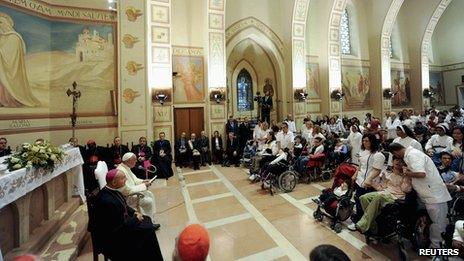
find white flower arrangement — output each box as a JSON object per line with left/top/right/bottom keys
{"left": 4, "top": 141, "right": 65, "bottom": 172}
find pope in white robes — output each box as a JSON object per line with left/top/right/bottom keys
{"left": 117, "top": 152, "right": 156, "bottom": 221}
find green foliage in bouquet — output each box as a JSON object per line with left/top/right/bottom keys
{"left": 4, "top": 141, "right": 65, "bottom": 172}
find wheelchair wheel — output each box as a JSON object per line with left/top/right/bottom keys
{"left": 278, "top": 171, "right": 297, "bottom": 193}
{"left": 412, "top": 212, "right": 431, "bottom": 250}
{"left": 321, "top": 170, "right": 331, "bottom": 181}
{"left": 313, "top": 210, "right": 323, "bottom": 222}
{"left": 333, "top": 222, "right": 343, "bottom": 233}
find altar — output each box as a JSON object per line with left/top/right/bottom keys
{"left": 0, "top": 147, "right": 85, "bottom": 259}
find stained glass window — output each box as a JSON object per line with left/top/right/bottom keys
{"left": 340, "top": 9, "right": 351, "bottom": 55}
{"left": 237, "top": 69, "right": 253, "bottom": 111}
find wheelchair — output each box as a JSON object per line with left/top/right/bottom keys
{"left": 259, "top": 157, "right": 298, "bottom": 196}
{"left": 363, "top": 190, "right": 432, "bottom": 261}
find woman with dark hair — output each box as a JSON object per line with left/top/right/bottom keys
{"left": 451, "top": 127, "right": 464, "bottom": 172}
{"left": 349, "top": 133, "right": 385, "bottom": 223}
{"left": 249, "top": 131, "right": 278, "bottom": 181}
{"left": 392, "top": 125, "right": 423, "bottom": 152}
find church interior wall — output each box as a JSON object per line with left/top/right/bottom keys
{"left": 397, "top": 0, "right": 441, "bottom": 111}
{"left": 430, "top": 0, "right": 464, "bottom": 106}
{"left": 0, "top": 1, "right": 117, "bottom": 148}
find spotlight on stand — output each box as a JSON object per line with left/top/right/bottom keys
{"left": 254, "top": 91, "right": 263, "bottom": 103}
{"left": 330, "top": 89, "right": 345, "bottom": 101}
{"left": 383, "top": 88, "right": 397, "bottom": 99}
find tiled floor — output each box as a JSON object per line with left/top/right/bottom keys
{"left": 77, "top": 165, "right": 428, "bottom": 261}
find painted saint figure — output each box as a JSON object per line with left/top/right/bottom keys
{"left": 0, "top": 12, "right": 40, "bottom": 107}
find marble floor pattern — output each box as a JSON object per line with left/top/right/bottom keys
{"left": 77, "top": 165, "right": 429, "bottom": 261}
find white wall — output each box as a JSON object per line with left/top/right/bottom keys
{"left": 171, "top": 0, "right": 205, "bottom": 46}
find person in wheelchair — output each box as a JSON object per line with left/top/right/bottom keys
{"left": 249, "top": 131, "right": 278, "bottom": 181}
{"left": 333, "top": 138, "right": 348, "bottom": 165}
{"left": 261, "top": 148, "right": 291, "bottom": 188}
{"left": 348, "top": 157, "right": 412, "bottom": 234}
{"left": 452, "top": 220, "right": 464, "bottom": 258}
{"left": 438, "top": 151, "right": 463, "bottom": 193}
{"left": 294, "top": 137, "right": 325, "bottom": 175}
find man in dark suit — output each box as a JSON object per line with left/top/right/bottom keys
{"left": 198, "top": 131, "right": 211, "bottom": 166}
{"left": 189, "top": 133, "right": 201, "bottom": 170}
{"left": 238, "top": 117, "right": 253, "bottom": 150}
{"left": 0, "top": 137, "right": 11, "bottom": 157}
{"left": 225, "top": 132, "right": 240, "bottom": 167}
{"left": 261, "top": 91, "right": 273, "bottom": 124}
{"left": 211, "top": 131, "right": 223, "bottom": 164}
{"left": 109, "top": 136, "right": 129, "bottom": 169}
{"left": 225, "top": 116, "right": 239, "bottom": 135}
{"left": 152, "top": 132, "right": 173, "bottom": 179}
{"left": 131, "top": 137, "right": 153, "bottom": 179}
{"left": 175, "top": 132, "right": 189, "bottom": 168}
{"left": 91, "top": 169, "right": 163, "bottom": 260}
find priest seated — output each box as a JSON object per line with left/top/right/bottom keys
{"left": 109, "top": 136, "right": 129, "bottom": 169}
{"left": 152, "top": 132, "right": 174, "bottom": 179}
{"left": 117, "top": 152, "right": 159, "bottom": 227}
{"left": 92, "top": 169, "right": 163, "bottom": 260}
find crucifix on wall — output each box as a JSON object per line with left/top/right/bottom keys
{"left": 66, "top": 81, "right": 81, "bottom": 138}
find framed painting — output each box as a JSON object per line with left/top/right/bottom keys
{"left": 306, "top": 62, "right": 321, "bottom": 100}
{"left": 172, "top": 55, "right": 205, "bottom": 103}
{"left": 429, "top": 70, "right": 445, "bottom": 106}
{"left": 341, "top": 66, "right": 371, "bottom": 110}
{"left": 391, "top": 69, "right": 411, "bottom": 107}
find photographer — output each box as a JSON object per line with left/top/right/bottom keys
{"left": 261, "top": 91, "right": 273, "bottom": 124}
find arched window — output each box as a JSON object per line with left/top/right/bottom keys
{"left": 236, "top": 69, "right": 253, "bottom": 111}
{"left": 340, "top": 9, "right": 351, "bottom": 55}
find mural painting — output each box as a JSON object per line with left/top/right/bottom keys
{"left": 306, "top": 62, "right": 320, "bottom": 100}
{"left": 341, "top": 66, "right": 371, "bottom": 110}
{"left": 391, "top": 69, "right": 411, "bottom": 107}
{"left": 172, "top": 55, "right": 205, "bottom": 103}
{"left": 429, "top": 70, "right": 445, "bottom": 106}
{"left": 0, "top": 4, "right": 116, "bottom": 116}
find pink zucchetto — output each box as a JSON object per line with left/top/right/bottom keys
{"left": 105, "top": 169, "right": 119, "bottom": 184}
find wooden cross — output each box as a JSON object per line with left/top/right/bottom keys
{"left": 66, "top": 82, "right": 81, "bottom": 138}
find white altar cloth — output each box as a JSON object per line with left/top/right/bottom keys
{"left": 0, "top": 147, "right": 85, "bottom": 210}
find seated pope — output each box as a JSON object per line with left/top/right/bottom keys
{"left": 92, "top": 169, "right": 163, "bottom": 260}
{"left": 117, "top": 152, "right": 159, "bottom": 227}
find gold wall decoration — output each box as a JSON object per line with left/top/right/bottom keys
{"left": 122, "top": 34, "right": 139, "bottom": 48}
{"left": 125, "top": 6, "right": 142, "bottom": 22}
{"left": 126, "top": 61, "right": 143, "bottom": 75}
{"left": 123, "top": 88, "right": 140, "bottom": 103}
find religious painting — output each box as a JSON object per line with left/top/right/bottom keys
{"left": 391, "top": 69, "right": 411, "bottom": 107}
{"left": 306, "top": 62, "right": 320, "bottom": 99}
{"left": 341, "top": 66, "right": 371, "bottom": 110}
{"left": 429, "top": 70, "right": 445, "bottom": 106}
{"left": 172, "top": 55, "right": 205, "bottom": 103}
{"left": 0, "top": 4, "right": 116, "bottom": 117}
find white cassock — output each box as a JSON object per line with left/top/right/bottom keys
{"left": 347, "top": 131, "right": 362, "bottom": 165}
{"left": 117, "top": 163, "right": 155, "bottom": 220}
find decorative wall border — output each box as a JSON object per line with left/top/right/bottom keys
{"left": 327, "top": 0, "right": 347, "bottom": 92}
{"left": 421, "top": 0, "right": 453, "bottom": 90}
{"left": 291, "top": 0, "right": 310, "bottom": 89}
{"left": 172, "top": 46, "right": 204, "bottom": 56}
{"left": 226, "top": 17, "right": 284, "bottom": 59}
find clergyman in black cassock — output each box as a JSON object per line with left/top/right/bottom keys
{"left": 152, "top": 132, "right": 174, "bottom": 179}
{"left": 91, "top": 170, "right": 163, "bottom": 260}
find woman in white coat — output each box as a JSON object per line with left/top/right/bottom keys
{"left": 347, "top": 125, "right": 362, "bottom": 165}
